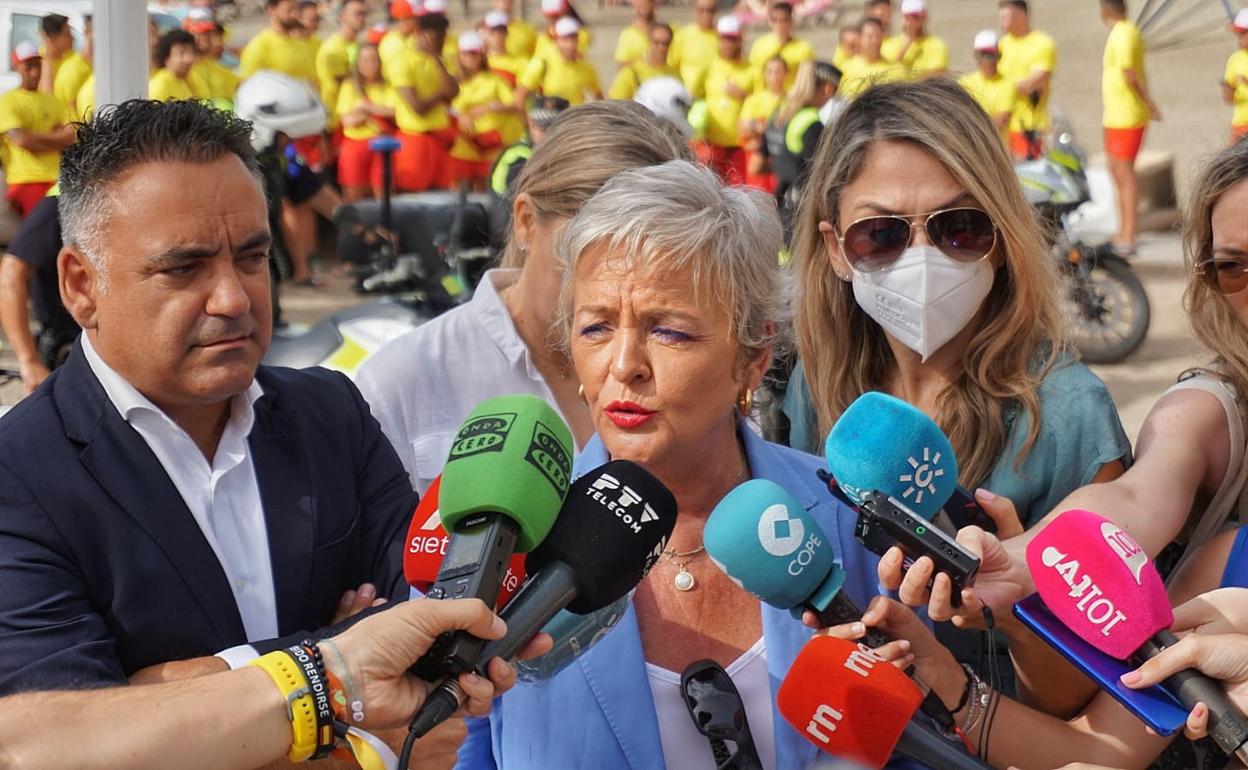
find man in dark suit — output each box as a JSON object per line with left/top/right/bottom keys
{"left": 0, "top": 99, "right": 462, "bottom": 766}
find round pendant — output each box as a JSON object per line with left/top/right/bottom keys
{"left": 674, "top": 566, "right": 696, "bottom": 592}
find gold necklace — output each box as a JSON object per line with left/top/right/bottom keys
{"left": 663, "top": 544, "right": 706, "bottom": 592}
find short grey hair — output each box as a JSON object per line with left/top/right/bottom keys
{"left": 556, "top": 159, "right": 788, "bottom": 365}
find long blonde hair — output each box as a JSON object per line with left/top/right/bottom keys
{"left": 501, "top": 101, "right": 693, "bottom": 268}
{"left": 792, "top": 78, "right": 1066, "bottom": 486}
{"left": 1182, "top": 138, "right": 1248, "bottom": 425}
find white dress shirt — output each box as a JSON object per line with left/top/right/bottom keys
{"left": 356, "top": 268, "right": 577, "bottom": 494}
{"left": 81, "top": 334, "right": 277, "bottom": 642}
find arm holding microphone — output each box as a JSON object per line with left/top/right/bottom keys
{"left": 0, "top": 599, "right": 550, "bottom": 770}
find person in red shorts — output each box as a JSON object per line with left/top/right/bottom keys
{"left": 390, "top": 0, "right": 458, "bottom": 191}
{"left": 450, "top": 32, "right": 521, "bottom": 189}
{"left": 1100, "top": 0, "right": 1159, "bottom": 257}
{"left": 0, "top": 43, "right": 75, "bottom": 218}
{"left": 336, "top": 43, "right": 397, "bottom": 201}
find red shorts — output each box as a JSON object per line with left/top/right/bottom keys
{"left": 1104, "top": 126, "right": 1146, "bottom": 161}
{"left": 395, "top": 129, "right": 455, "bottom": 191}
{"left": 1009, "top": 131, "right": 1043, "bottom": 160}
{"left": 6, "top": 181, "right": 53, "bottom": 218}
{"left": 706, "top": 145, "right": 746, "bottom": 185}
{"left": 338, "top": 136, "right": 385, "bottom": 189}
{"left": 1233, "top": 124, "right": 1248, "bottom": 142}
{"left": 449, "top": 157, "right": 491, "bottom": 184}
{"left": 745, "top": 172, "right": 776, "bottom": 194}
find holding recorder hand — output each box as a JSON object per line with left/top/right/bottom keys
{"left": 0, "top": 599, "right": 549, "bottom": 770}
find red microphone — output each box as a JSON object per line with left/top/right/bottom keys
{"left": 1027, "top": 509, "right": 1248, "bottom": 761}
{"left": 777, "top": 636, "right": 990, "bottom": 770}
{"left": 403, "top": 475, "right": 526, "bottom": 608}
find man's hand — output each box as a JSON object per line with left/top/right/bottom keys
{"left": 327, "top": 598, "right": 552, "bottom": 729}
{"left": 17, "top": 356, "right": 49, "bottom": 394}
{"left": 330, "top": 583, "right": 386, "bottom": 625}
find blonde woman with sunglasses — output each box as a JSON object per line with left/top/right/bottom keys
{"left": 788, "top": 78, "right": 1128, "bottom": 530}
{"left": 784, "top": 78, "right": 1129, "bottom": 704}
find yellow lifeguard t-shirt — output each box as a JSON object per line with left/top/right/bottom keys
{"left": 884, "top": 35, "right": 948, "bottom": 75}
{"left": 959, "top": 70, "right": 1015, "bottom": 140}
{"left": 1226, "top": 49, "right": 1248, "bottom": 126}
{"left": 52, "top": 51, "right": 92, "bottom": 111}
{"left": 671, "top": 23, "right": 717, "bottom": 98}
{"left": 703, "top": 56, "right": 754, "bottom": 147}
{"left": 747, "top": 32, "right": 813, "bottom": 89}
{"left": 614, "top": 24, "right": 649, "bottom": 66}
{"left": 317, "top": 33, "right": 359, "bottom": 120}
{"left": 240, "top": 28, "right": 318, "bottom": 85}
{"left": 1102, "top": 20, "right": 1148, "bottom": 129}
{"left": 506, "top": 19, "right": 538, "bottom": 58}
{"left": 518, "top": 55, "right": 600, "bottom": 105}
{"left": 149, "top": 69, "right": 206, "bottom": 102}
{"left": 0, "top": 88, "right": 70, "bottom": 183}
{"left": 337, "top": 80, "right": 395, "bottom": 140}
{"left": 191, "top": 58, "right": 241, "bottom": 103}
{"left": 389, "top": 48, "right": 452, "bottom": 132}
{"left": 451, "top": 71, "right": 521, "bottom": 161}
{"left": 608, "top": 60, "right": 677, "bottom": 100}
{"left": 839, "top": 56, "right": 905, "bottom": 98}
{"left": 998, "top": 29, "right": 1057, "bottom": 133}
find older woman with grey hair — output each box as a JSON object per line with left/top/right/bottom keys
{"left": 456, "top": 159, "right": 883, "bottom": 770}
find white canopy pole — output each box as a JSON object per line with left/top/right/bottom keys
{"left": 93, "top": 0, "right": 148, "bottom": 107}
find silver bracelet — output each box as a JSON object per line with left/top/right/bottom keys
{"left": 958, "top": 663, "right": 992, "bottom": 738}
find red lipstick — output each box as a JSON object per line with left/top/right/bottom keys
{"left": 604, "top": 400, "right": 656, "bottom": 429}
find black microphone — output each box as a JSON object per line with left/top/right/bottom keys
{"left": 406, "top": 460, "right": 678, "bottom": 739}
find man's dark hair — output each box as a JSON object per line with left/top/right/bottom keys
{"left": 649, "top": 22, "right": 673, "bottom": 39}
{"left": 156, "top": 29, "right": 196, "bottom": 68}
{"left": 41, "top": 13, "right": 69, "bottom": 37}
{"left": 417, "top": 13, "right": 450, "bottom": 30}
{"left": 59, "top": 100, "right": 261, "bottom": 258}
{"left": 1100, "top": 0, "right": 1127, "bottom": 14}
{"left": 770, "top": 1, "right": 794, "bottom": 15}
{"left": 266, "top": 0, "right": 289, "bottom": 7}
{"left": 998, "top": 0, "right": 1029, "bottom": 11}
{"left": 865, "top": 0, "right": 891, "bottom": 7}
{"left": 861, "top": 16, "right": 884, "bottom": 31}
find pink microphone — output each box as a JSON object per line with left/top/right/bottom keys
{"left": 1027, "top": 509, "right": 1248, "bottom": 761}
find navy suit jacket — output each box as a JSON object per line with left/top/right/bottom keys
{"left": 0, "top": 344, "right": 416, "bottom": 694}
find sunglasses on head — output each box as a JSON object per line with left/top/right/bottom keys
{"left": 681, "top": 660, "right": 763, "bottom": 770}
{"left": 835, "top": 207, "right": 998, "bottom": 273}
{"left": 1196, "top": 256, "right": 1248, "bottom": 295}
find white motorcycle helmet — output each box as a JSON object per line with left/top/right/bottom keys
{"left": 634, "top": 76, "right": 693, "bottom": 139}
{"left": 235, "top": 70, "right": 326, "bottom": 152}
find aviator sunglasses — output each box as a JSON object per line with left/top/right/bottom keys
{"left": 835, "top": 207, "right": 998, "bottom": 273}
{"left": 1196, "top": 255, "right": 1248, "bottom": 296}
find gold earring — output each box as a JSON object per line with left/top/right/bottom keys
{"left": 577, "top": 384, "right": 587, "bottom": 403}
{"left": 737, "top": 387, "right": 753, "bottom": 414}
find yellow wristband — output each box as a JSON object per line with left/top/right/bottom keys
{"left": 250, "top": 651, "right": 320, "bottom": 762}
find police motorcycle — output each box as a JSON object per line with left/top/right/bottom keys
{"left": 1015, "top": 116, "right": 1151, "bottom": 364}
{"left": 236, "top": 73, "right": 494, "bottom": 378}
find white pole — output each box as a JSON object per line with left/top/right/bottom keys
{"left": 93, "top": 0, "right": 148, "bottom": 107}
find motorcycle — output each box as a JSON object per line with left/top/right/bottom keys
{"left": 265, "top": 138, "right": 497, "bottom": 377}
{"left": 1015, "top": 119, "right": 1151, "bottom": 364}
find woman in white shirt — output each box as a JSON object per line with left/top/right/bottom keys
{"left": 356, "top": 101, "right": 692, "bottom": 493}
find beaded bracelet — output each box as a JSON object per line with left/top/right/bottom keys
{"left": 958, "top": 663, "right": 993, "bottom": 743}
{"left": 321, "top": 637, "right": 366, "bottom": 724}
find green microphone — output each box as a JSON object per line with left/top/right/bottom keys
{"left": 411, "top": 394, "right": 574, "bottom": 680}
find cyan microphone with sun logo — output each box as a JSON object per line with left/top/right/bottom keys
{"left": 821, "top": 392, "right": 989, "bottom": 605}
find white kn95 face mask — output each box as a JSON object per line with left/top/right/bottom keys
{"left": 850, "top": 245, "right": 995, "bottom": 362}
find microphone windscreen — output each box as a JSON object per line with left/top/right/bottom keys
{"left": 439, "top": 394, "right": 574, "bottom": 552}
{"left": 704, "top": 479, "right": 835, "bottom": 611}
{"left": 1026, "top": 508, "right": 1172, "bottom": 659}
{"left": 824, "top": 392, "right": 957, "bottom": 520}
{"left": 526, "top": 460, "right": 676, "bottom": 614}
{"left": 777, "top": 635, "right": 923, "bottom": 770}
{"left": 403, "top": 475, "right": 528, "bottom": 608}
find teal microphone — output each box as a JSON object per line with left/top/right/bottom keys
{"left": 704, "top": 479, "right": 889, "bottom": 647}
